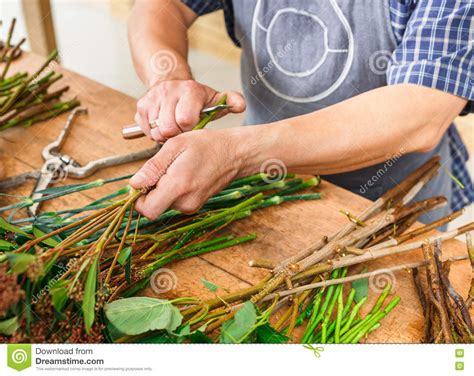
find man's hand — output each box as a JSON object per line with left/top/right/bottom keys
{"left": 134, "top": 79, "right": 245, "bottom": 143}
{"left": 130, "top": 128, "right": 246, "bottom": 219}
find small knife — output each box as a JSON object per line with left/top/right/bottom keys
{"left": 122, "top": 104, "right": 232, "bottom": 139}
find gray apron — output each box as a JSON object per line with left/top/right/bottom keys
{"left": 232, "top": 0, "right": 451, "bottom": 224}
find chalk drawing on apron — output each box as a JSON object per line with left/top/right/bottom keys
{"left": 251, "top": 0, "right": 354, "bottom": 103}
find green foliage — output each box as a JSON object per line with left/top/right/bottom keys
{"left": 0, "top": 316, "right": 19, "bottom": 335}
{"left": 0, "top": 216, "right": 30, "bottom": 236}
{"left": 220, "top": 302, "right": 257, "bottom": 344}
{"left": 32, "top": 225, "right": 61, "bottom": 247}
{"left": 352, "top": 267, "right": 369, "bottom": 303}
{"left": 5, "top": 252, "right": 36, "bottom": 273}
{"left": 49, "top": 281, "right": 68, "bottom": 312}
{"left": 83, "top": 258, "right": 98, "bottom": 334}
{"left": 104, "top": 297, "right": 183, "bottom": 336}
{"left": 255, "top": 323, "right": 289, "bottom": 344}
{"left": 201, "top": 278, "right": 220, "bottom": 293}
{"left": 117, "top": 246, "right": 132, "bottom": 266}
{"left": 0, "top": 239, "right": 15, "bottom": 251}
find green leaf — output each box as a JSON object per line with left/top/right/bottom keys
{"left": 5, "top": 252, "right": 36, "bottom": 274}
{"left": 50, "top": 281, "right": 68, "bottom": 312}
{"left": 190, "top": 330, "right": 213, "bottom": 344}
{"left": 32, "top": 226, "right": 61, "bottom": 247}
{"left": 82, "top": 257, "right": 98, "bottom": 334}
{"left": 104, "top": 297, "right": 183, "bottom": 336}
{"left": 0, "top": 316, "right": 19, "bottom": 335}
{"left": 138, "top": 331, "right": 178, "bottom": 344}
{"left": 0, "top": 217, "right": 30, "bottom": 236}
{"left": 124, "top": 250, "right": 132, "bottom": 284}
{"left": 106, "top": 321, "right": 127, "bottom": 342}
{"left": 220, "top": 301, "right": 257, "bottom": 344}
{"left": 255, "top": 323, "right": 289, "bottom": 344}
{"left": 201, "top": 278, "right": 219, "bottom": 292}
{"left": 117, "top": 246, "right": 132, "bottom": 266}
{"left": 352, "top": 267, "right": 369, "bottom": 303}
{"left": 0, "top": 239, "right": 15, "bottom": 251}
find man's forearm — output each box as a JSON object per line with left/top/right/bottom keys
{"left": 236, "top": 84, "right": 467, "bottom": 176}
{"left": 128, "top": 0, "right": 196, "bottom": 86}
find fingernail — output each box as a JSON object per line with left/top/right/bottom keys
{"left": 130, "top": 172, "right": 147, "bottom": 187}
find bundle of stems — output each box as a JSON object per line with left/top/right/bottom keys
{"left": 0, "top": 163, "right": 321, "bottom": 342}
{"left": 1, "top": 149, "right": 471, "bottom": 344}
{"left": 0, "top": 95, "right": 321, "bottom": 343}
{"left": 117, "top": 156, "right": 470, "bottom": 344}
{"left": 411, "top": 238, "right": 473, "bottom": 343}
{"left": 1, "top": 19, "right": 22, "bottom": 65}
{"left": 0, "top": 20, "right": 80, "bottom": 130}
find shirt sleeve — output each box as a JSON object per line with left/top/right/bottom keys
{"left": 387, "top": 0, "right": 473, "bottom": 102}
{"left": 180, "top": 0, "right": 222, "bottom": 15}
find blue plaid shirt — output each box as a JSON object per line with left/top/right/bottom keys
{"left": 182, "top": 0, "right": 474, "bottom": 211}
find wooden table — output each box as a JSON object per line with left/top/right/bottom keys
{"left": 1, "top": 53, "right": 472, "bottom": 343}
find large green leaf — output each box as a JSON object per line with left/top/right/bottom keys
{"left": 0, "top": 217, "right": 30, "bottom": 236}
{"left": 82, "top": 257, "right": 98, "bottom": 334}
{"left": 352, "top": 267, "right": 369, "bottom": 303}
{"left": 220, "top": 301, "right": 257, "bottom": 344}
{"left": 104, "top": 297, "right": 183, "bottom": 336}
{"left": 0, "top": 316, "right": 19, "bottom": 335}
{"left": 0, "top": 239, "right": 15, "bottom": 251}
{"left": 5, "top": 252, "right": 36, "bottom": 274}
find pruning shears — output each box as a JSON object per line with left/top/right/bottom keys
{"left": 0, "top": 107, "right": 159, "bottom": 216}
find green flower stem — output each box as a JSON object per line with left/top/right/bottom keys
{"left": 205, "top": 191, "right": 242, "bottom": 204}
{"left": 281, "top": 193, "right": 321, "bottom": 202}
{"left": 148, "top": 194, "right": 263, "bottom": 243}
{"left": 182, "top": 233, "right": 256, "bottom": 258}
{"left": 325, "top": 318, "right": 362, "bottom": 344}
{"left": 0, "top": 50, "right": 58, "bottom": 115}
{"left": 312, "top": 314, "right": 353, "bottom": 343}
{"left": 368, "top": 283, "right": 392, "bottom": 314}
{"left": 334, "top": 288, "right": 344, "bottom": 343}
{"left": 301, "top": 269, "right": 341, "bottom": 343}
{"left": 215, "top": 184, "right": 253, "bottom": 197}
{"left": 342, "top": 288, "right": 356, "bottom": 318}
{"left": 339, "top": 285, "right": 393, "bottom": 343}
{"left": 347, "top": 296, "right": 401, "bottom": 344}
{"left": 275, "top": 177, "right": 321, "bottom": 197}
{"left": 318, "top": 268, "right": 347, "bottom": 343}
{"left": 339, "top": 296, "right": 368, "bottom": 336}
{"left": 226, "top": 173, "right": 267, "bottom": 189}
{"left": 193, "top": 95, "right": 227, "bottom": 130}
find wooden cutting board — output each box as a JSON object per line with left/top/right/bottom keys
{"left": 0, "top": 53, "right": 472, "bottom": 343}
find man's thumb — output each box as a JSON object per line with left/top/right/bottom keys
{"left": 224, "top": 91, "right": 246, "bottom": 113}
{"left": 130, "top": 156, "right": 165, "bottom": 189}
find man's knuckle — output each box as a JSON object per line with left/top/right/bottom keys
{"left": 137, "top": 99, "right": 147, "bottom": 113}
{"left": 177, "top": 197, "right": 201, "bottom": 214}
{"left": 160, "top": 125, "right": 177, "bottom": 138}
{"left": 145, "top": 158, "right": 165, "bottom": 177}
{"left": 176, "top": 112, "right": 194, "bottom": 127}
{"left": 182, "top": 80, "right": 197, "bottom": 91}
{"left": 142, "top": 208, "right": 156, "bottom": 220}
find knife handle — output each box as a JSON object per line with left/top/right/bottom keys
{"left": 122, "top": 104, "right": 232, "bottom": 140}
{"left": 122, "top": 124, "right": 145, "bottom": 140}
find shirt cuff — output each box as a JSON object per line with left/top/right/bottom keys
{"left": 387, "top": 54, "right": 474, "bottom": 102}
{"left": 180, "top": 0, "right": 222, "bottom": 16}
